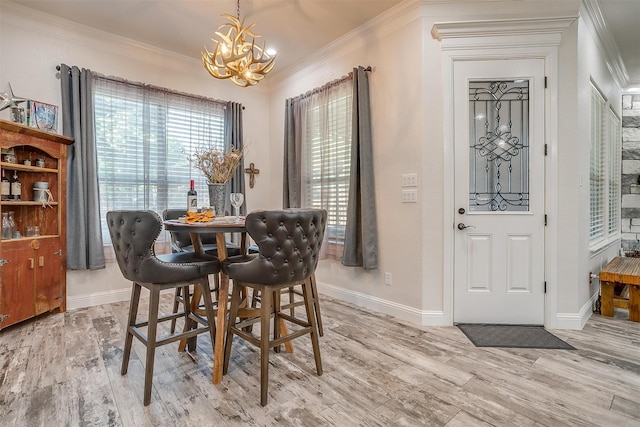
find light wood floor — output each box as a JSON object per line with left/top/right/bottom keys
{"left": 1, "top": 292, "right": 639, "bottom": 427}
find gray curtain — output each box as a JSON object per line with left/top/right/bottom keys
{"left": 342, "top": 66, "right": 378, "bottom": 269}
{"left": 225, "top": 101, "right": 246, "bottom": 216}
{"left": 282, "top": 97, "right": 304, "bottom": 208}
{"left": 60, "top": 64, "right": 105, "bottom": 270}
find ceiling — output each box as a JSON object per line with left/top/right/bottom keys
{"left": 5, "top": 0, "right": 405, "bottom": 80}
{"left": 5, "top": 0, "right": 640, "bottom": 87}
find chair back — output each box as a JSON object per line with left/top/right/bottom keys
{"left": 227, "top": 209, "right": 327, "bottom": 285}
{"left": 107, "top": 210, "right": 207, "bottom": 284}
{"left": 163, "top": 209, "right": 218, "bottom": 252}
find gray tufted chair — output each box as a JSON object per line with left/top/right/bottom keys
{"left": 162, "top": 209, "right": 241, "bottom": 333}
{"left": 107, "top": 210, "right": 220, "bottom": 406}
{"left": 222, "top": 209, "right": 327, "bottom": 406}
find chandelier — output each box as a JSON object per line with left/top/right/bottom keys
{"left": 202, "top": 0, "right": 276, "bottom": 87}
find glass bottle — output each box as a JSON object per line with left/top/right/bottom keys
{"left": 10, "top": 171, "right": 21, "bottom": 201}
{"left": 187, "top": 179, "right": 198, "bottom": 213}
{"left": 1, "top": 212, "right": 11, "bottom": 239}
{"left": 7, "top": 211, "right": 16, "bottom": 238}
{"left": 1, "top": 170, "right": 10, "bottom": 201}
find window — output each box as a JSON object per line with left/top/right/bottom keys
{"left": 301, "top": 79, "right": 353, "bottom": 254}
{"left": 608, "top": 110, "right": 621, "bottom": 234}
{"left": 589, "top": 83, "right": 621, "bottom": 247}
{"left": 94, "top": 76, "right": 226, "bottom": 243}
{"left": 590, "top": 86, "right": 606, "bottom": 242}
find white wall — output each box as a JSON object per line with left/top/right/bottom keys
{"left": 0, "top": 3, "right": 272, "bottom": 306}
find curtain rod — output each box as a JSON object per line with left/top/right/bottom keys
{"left": 291, "top": 66, "right": 372, "bottom": 102}
{"left": 56, "top": 64, "right": 243, "bottom": 109}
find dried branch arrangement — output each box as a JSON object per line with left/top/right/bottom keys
{"left": 190, "top": 146, "right": 245, "bottom": 184}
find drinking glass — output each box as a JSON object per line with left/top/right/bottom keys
{"left": 230, "top": 193, "right": 244, "bottom": 222}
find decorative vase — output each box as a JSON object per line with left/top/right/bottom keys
{"left": 208, "top": 183, "right": 229, "bottom": 217}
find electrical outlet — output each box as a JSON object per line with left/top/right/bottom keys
{"left": 402, "top": 189, "right": 417, "bottom": 203}
{"left": 402, "top": 173, "right": 418, "bottom": 187}
{"left": 385, "top": 272, "right": 392, "bottom": 286}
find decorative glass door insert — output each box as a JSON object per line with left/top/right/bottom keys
{"left": 469, "top": 80, "right": 530, "bottom": 212}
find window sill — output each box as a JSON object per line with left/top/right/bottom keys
{"left": 589, "top": 235, "right": 621, "bottom": 257}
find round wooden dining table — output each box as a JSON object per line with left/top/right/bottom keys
{"left": 163, "top": 216, "right": 246, "bottom": 384}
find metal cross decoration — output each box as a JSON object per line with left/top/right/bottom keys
{"left": 244, "top": 162, "right": 260, "bottom": 188}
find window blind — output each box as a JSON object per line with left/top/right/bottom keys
{"left": 302, "top": 81, "right": 353, "bottom": 245}
{"left": 93, "top": 76, "right": 225, "bottom": 242}
{"left": 590, "top": 85, "right": 606, "bottom": 243}
{"left": 608, "top": 108, "right": 621, "bottom": 235}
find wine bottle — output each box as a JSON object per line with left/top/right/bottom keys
{"left": 10, "top": 171, "right": 21, "bottom": 201}
{"left": 1, "top": 170, "right": 10, "bottom": 201}
{"left": 187, "top": 179, "right": 197, "bottom": 212}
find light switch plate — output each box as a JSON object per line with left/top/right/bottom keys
{"left": 402, "top": 189, "right": 417, "bottom": 203}
{"left": 402, "top": 173, "right": 418, "bottom": 187}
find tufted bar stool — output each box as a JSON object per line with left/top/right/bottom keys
{"left": 222, "top": 209, "right": 327, "bottom": 406}
{"left": 247, "top": 246, "right": 324, "bottom": 336}
{"left": 107, "top": 210, "right": 220, "bottom": 406}
{"left": 162, "top": 209, "right": 241, "bottom": 334}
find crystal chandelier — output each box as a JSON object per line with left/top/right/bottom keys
{"left": 202, "top": 0, "right": 276, "bottom": 87}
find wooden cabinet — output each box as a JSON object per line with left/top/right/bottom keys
{"left": 0, "top": 119, "right": 73, "bottom": 330}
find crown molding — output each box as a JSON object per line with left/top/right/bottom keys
{"left": 432, "top": 16, "right": 576, "bottom": 49}
{"left": 580, "top": 0, "right": 629, "bottom": 89}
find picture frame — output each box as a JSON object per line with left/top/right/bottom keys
{"left": 28, "top": 100, "right": 58, "bottom": 133}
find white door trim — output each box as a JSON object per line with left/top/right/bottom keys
{"left": 433, "top": 17, "right": 574, "bottom": 327}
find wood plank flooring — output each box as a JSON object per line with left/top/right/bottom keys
{"left": 1, "top": 292, "right": 639, "bottom": 426}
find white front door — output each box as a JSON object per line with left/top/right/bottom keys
{"left": 453, "top": 59, "right": 545, "bottom": 325}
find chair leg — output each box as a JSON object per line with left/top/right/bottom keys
{"left": 302, "top": 279, "right": 322, "bottom": 376}
{"left": 169, "top": 286, "right": 182, "bottom": 334}
{"left": 288, "top": 286, "right": 295, "bottom": 317}
{"left": 143, "top": 287, "right": 161, "bottom": 406}
{"left": 273, "top": 286, "right": 295, "bottom": 353}
{"left": 223, "top": 280, "right": 243, "bottom": 375}
{"left": 122, "top": 283, "right": 142, "bottom": 376}
{"left": 198, "top": 278, "right": 217, "bottom": 358}
{"left": 260, "top": 286, "right": 272, "bottom": 406}
{"left": 272, "top": 290, "right": 293, "bottom": 353}
{"left": 273, "top": 290, "right": 281, "bottom": 353}
{"left": 201, "top": 279, "right": 216, "bottom": 340}
{"left": 251, "top": 288, "right": 260, "bottom": 308}
{"left": 213, "top": 273, "right": 220, "bottom": 301}
{"left": 181, "top": 284, "right": 198, "bottom": 353}
{"left": 309, "top": 274, "right": 323, "bottom": 337}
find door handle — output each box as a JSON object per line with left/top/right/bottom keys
{"left": 457, "top": 223, "right": 475, "bottom": 230}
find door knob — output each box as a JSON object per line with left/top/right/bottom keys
{"left": 457, "top": 223, "right": 475, "bottom": 230}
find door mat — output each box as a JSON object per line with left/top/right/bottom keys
{"left": 457, "top": 324, "right": 575, "bottom": 350}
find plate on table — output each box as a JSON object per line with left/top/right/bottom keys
{"left": 177, "top": 215, "right": 215, "bottom": 224}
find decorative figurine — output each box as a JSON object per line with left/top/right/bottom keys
{"left": 0, "top": 82, "right": 27, "bottom": 112}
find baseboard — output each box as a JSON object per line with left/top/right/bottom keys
{"left": 316, "top": 281, "right": 448, "bottom": 327}
{"left": 554, "top": 292, "right": 598, "bottom": 330}
{"left": 66, "top": 287, "right": 131, "bottom": 311}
